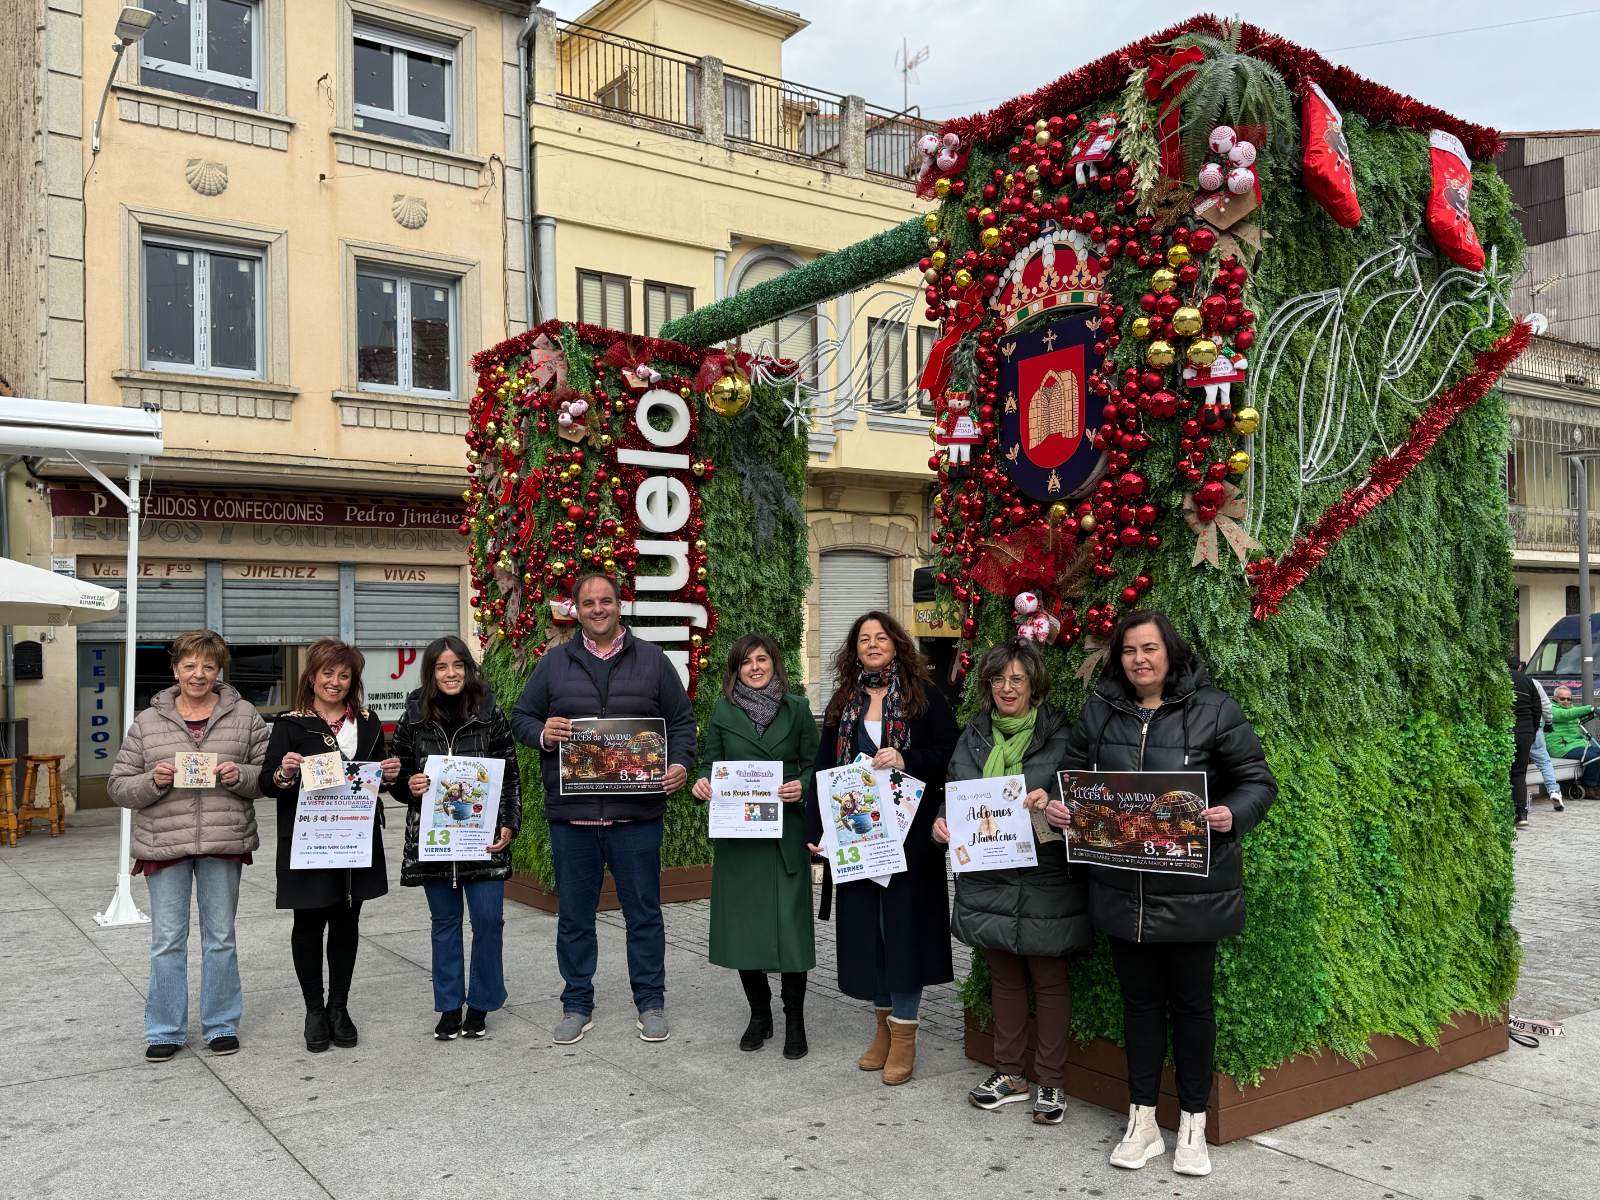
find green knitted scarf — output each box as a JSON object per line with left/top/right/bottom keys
{"left": 982, "top": 708, "right": 1037, "bottom": 779}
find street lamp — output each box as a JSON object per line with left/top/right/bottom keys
{"left": 1563, "top": 430, "right": 1596, "bottom": 703}
{"left": 91, "top": 6, "right": 157, "bottom": 157}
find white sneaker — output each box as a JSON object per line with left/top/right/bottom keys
{"left": 1173, "top": 1110, "right": 1212, "bottom": 1176}
{"left": 1554, "top": 793, "right": 1566, "bottom": 812}
{"left": 1109, "top": 1104, "right": 1165, "bottom": 1169}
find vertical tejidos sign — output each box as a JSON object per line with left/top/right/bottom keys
{"left": 78, "top": 643, "right": 123, "bottom": 777}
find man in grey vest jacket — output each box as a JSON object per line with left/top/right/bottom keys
{"left": 511, "top": 573, "right": 696, "bottom": 1045}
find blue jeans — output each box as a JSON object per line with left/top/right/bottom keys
{"left": 548, "top": 818, "right": 665, "bottom": 1015}
{"left": 1563, "top": 744, "right": 1600, "bottom": 788}
{"left": 423, "top": 879, "right": 507, "bottom": 1013}
{"left": 1531, "top": 730, "right": 1561, "bottom": 796}
{"left": 143, "top": 857, "right": 243, "bottom": 1045}
{"left": 872, "top": 913, "right": 921, "bottom": 1021}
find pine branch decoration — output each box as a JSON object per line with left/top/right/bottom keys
{"left": 1166, "top": 17, "right": 1297, "bottom": 177}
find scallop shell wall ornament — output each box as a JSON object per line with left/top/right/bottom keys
{"left": 185, "top": 158, "right": 228, "bottom": 196}
{"left": 392, "top": 194, "right": 428, "bottom": 230}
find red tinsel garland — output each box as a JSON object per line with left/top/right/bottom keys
{"left": 1249, "top": 321, "right": 1532, "bottom": 619}
{"left": 940, "top": 17, "right": 1500, "bottom": 163}
{"left": 471, "top": 319, "right": 718, "bottom": 376}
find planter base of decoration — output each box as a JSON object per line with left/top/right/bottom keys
{"left": 506, "top": 865, "right": 713, "bottom": 913}
{"left": 962, "top": 1007, "right": 1507, "bottom": 1144}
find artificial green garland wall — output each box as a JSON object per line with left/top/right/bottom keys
{"left": 481, "top": 367, "right": 811, "bottom": 889}
{"left": 946, "top": 114, "right": 1523, "bottom": 1081}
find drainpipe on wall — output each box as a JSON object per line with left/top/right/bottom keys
{"left": 0, "top": 455, "right": 20, "bottom": 758}
{"left": 517, "top": 11, "right": 539, "bottom": 328}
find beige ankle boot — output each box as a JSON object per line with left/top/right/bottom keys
{"left": 1109, "top": 1104, "right": 1165, "bottom": 1169}
{"left": 882, "top": 1017, "right": 918, "bottom": 1085}
{"left": 1173, "top": 1110, "right": 1212, "bottom": 1176}
{"left": 858, "top": 1008, "right": 892, "bottom": 1071}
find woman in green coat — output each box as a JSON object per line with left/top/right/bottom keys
{"left": 692, "top": 633, "right": 820, "bottom": 1059}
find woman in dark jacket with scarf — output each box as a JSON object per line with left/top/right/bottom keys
{"left": 390, "top": 636, "right": 523, "bottom": 1042}
{"left": 805, "top": 610, "right": 959, "bottom": 1086}
{"left": 692, "top": 633, "right": 820, "bottom": 1059}
{"left": 1048, "top": 610, "right": 1275, "bottom": 1178}
{"left": 262, "top": 639, "right": 398, "bottom": 1054}
{"left": 934, "top": 639, "right": 1087, "bottom": 1125}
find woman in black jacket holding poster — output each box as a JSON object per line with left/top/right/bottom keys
{"left": 262, "top": 639, "right": 398, "bottom": 1054}
{"left": 1048, "top": 610, "right": 1274, "bottom": 1178}
{"left": 390, "top": 636, "right": 522, "bottom": 1042}
{"left": 805, "top": 611, "right": 958, "bottom": 1087}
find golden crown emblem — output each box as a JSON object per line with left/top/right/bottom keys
{"left": 989, "top": 225, "right": 1109, "bottom": 333}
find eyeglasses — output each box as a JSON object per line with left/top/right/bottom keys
{"left": 989, "top": 675, "right": 1029, "bottom": 690}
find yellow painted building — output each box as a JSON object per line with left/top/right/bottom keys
{"left": 0, "top": 0, "right": 947, "bottom": 806}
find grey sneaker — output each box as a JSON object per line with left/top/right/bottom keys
{"left": 1032, "top": 1085, "right": 1066, "bottom": 1124}
{"left": 969, "top": 1070, "right": 1030, "bottom": 1110}
{"left": 636, "top": 1008, "right": 670, "bottom": 1042}
{"left": 552, "top": 1012, "right": 593, "bottom": 1044}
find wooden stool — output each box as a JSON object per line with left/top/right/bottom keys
{"left": 17, "top": 755, "right": 66, "bottom": 839}
{"left": 0, "top": 760, "right": 15, "bottom": 848}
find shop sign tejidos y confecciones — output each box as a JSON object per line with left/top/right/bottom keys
{"left": 50, "top": 487, "right": 467, "bottom": 530}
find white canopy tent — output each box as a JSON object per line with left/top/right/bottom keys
{"left": 0, "top": 555, "right": 121, "bottom": 626}
{"left": 0, "top": 397, "right": 163, "bottom": 926}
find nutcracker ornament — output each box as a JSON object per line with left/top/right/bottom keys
{"left": 935, "top": 388, "right": 982, "bottom": 471}
{"left": 1182, "top": 336, "right": 1249, "bottom": 407}
{"left": 1067, "top": 113, "right": 1120, "bottom": 193}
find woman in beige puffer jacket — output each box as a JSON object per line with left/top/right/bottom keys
{"left": 109, "top": 631, "right": 268, "bottom": 1061}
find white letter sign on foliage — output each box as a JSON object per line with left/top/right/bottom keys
{"left": 626, "top": 388, "right": 695, "bottom": 686}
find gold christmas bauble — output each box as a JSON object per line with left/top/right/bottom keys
{"left": 707, "top": 371, "right": 752, "bottom": 417}
{"left": 1079, "top": 513, "right": 1097, "bottom": 533}
{"left": 980, "top": 227, "right": 1001, "bottom": 250}
{"left": 1186, "top": 339, "right": 1219, "bottom": 367}
{"left": 934, "top": 178, "right": 951, "bottom": 198}
{"left": 1227, "top": 451, "right": 1251, "bottom": 475}
{"left": 928, "top": 421, "right": 941, "bottom": 441}
{"left": 954, "top": 267, "right": 974, "bottom": 287}
{"left": 467, "top": 449, "right": 481, "bottom": 464}
{"left": 1024, "top": 165, "right": 1040, "bottom": 184}
{"left": 485, "top": 513, "right": 498, "bottom": 527}
{"left": 1003, "top": 174, "right": 1014, "bottom": 190}
{"left": 923, "top": 213, "right": 941, "bottom": 233}
{"left": 1171, "top": 306, "right": 1202, "bottom": 336}
{"left": 550, "top": 561, "right": 566, "bottom": 575}
{"left": 1231, "top": 406, "right": 1260, "bottom": 435}
{"left": 1031, "top": 187, "right": 1045, "bottom": 204}
{"left": 691, "top": 634, "right": 703, "bottom": 647}
{"left": 1035, "top": 118, "right": 1049, "bottom": 132}
{"left": 1048, "top": 502, "right": 1068, "bottom": 522}
{"left": 930, "top": 249, "right": 947, "bottom": 269}
{"left": 564, "top": 520, "right": 577, "bottom": 532}
{"left": 1131, "top": 316, "right": 1151, "bottom": 339}
{"left": 599, "top": 433, "right": 612, "bottom": 448}
{"left": 927, "top": 235, "right": 941, "bottom": 252}
{"left": 694, "top": 538, "right": 707, "bottom": 552}
{"left": 924, "top": 268, "right": 941, "bottom": 285}
{"left": 679, "top": 385, "right": 692, "bottom": 398}
{"left": 509, "top": 439, "right": 523, "bottom": 454}
{"left": 1034, "top": 129, "right": 1051, "bottom": 147}
{"left": 1146, "top": 340, "right": 1176, "bottom": 367}
{"left": 461, "top": 490, "right": 472, "bottom": 502}
{"left": 603, "top": 558, "right": 616, "bottom": 571}
{"left": 1165, "top": 243, "right": 1192, "bottom": 268}
{"left": 1150, "top": 268, "right": 1178, "bottom": 293}
{"left": 695, "top": 566, "right": 707, "bottom": 581}
{"left": 485, "top": 421, "right": 498, "bottom": 436}
{"left": 692, "top": 460, "right": 705, "bottom": 476}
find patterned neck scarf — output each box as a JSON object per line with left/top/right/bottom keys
{"left": 731, "top": 676, "right": 785, "bottom": 736}
{"left": 835, "top": 663, "right": 909, "bottom": 762}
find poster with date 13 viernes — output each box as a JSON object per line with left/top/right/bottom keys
{"left": 816, "top": 762, "right": 906, "bottom": 883}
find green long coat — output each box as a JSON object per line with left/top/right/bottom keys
{"left": 696, "top": 693, "right": 820, "bottom": 972}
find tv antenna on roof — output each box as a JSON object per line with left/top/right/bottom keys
{"left": 896, "top": 39, "right": 928, "bottom": 113}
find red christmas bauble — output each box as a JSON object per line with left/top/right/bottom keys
{"left": 1121, "top": 586, "right": 1141, "bottom": 605}
{"left": 1145, "top": 533, "right": 1161, "bottom": 549}
{"left": 1136, "top": 503, "right": 1158, "bottom": 525}
{"left": 1118, "top": 524, "right": 1143, "bottom": 547}
{"left": 1189, "top": 228, "right": 1216, "bottom": 253}
{"left": 1117, "top": 471, "right": 1146, "bottom": 497}
{"left": 1197, "top": 504, "right": 1218, "bottom": 521}
{"left": 1234, "top": 328, "right": 1255, "bottom": 351}
{"left": 1197, "top": 480, "right": 1226, "bottom": 506}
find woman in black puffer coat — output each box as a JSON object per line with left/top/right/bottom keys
{"left": 390, "top": 636, "right": 522, "bottom": 1042}
{"left": 1047, "top": 610, "right": 1274, "bottom": 1178}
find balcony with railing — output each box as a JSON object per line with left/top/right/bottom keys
{"left": 1507, "top": 394, "right": 1600, "bottom": 553}
{"left": 543, "top": 19, "right": 935, "bottom": 185}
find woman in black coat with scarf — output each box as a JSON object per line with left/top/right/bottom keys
{"left": 805, "top": 610, "right": 958, "bottom": 1087}
{"left": 1047, "top": 610, "right": 1275, "bottom": 1178}
{"left": 262, "top": 639, "right": 399, "bottom": 1054}
{"left": 390, "top": 636, "right": 522, "bottom": 1042}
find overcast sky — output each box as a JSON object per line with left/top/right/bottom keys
{"left": 758, "top": 2, "right": 1600, "bottom": 134}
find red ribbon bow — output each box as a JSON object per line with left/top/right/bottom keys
{"left": 1144, "top": 46, "right": 1205, "bottom": 179}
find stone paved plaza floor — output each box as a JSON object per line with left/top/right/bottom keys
{"left": 0, "top": 794, "right": 1590, "bottom": 1199}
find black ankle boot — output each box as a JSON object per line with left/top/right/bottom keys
{"left": 781, "top": 975, "right": 807, "bottom": 1060}
{"left": 326, "top": 997, "right": 358, "bottom": 1048}
{"left": 304, "top": 1008, "right": 330, "bottom": 1053}
{"left": 740, "top": 1003, "right": 773, "bottom": 1051}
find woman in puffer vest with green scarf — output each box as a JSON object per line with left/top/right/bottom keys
{"left": 934, "top": 638, "right": 1089, "bottom": 1126}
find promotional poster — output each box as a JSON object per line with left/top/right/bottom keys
{"left": 417, "top": 754, "right": 506, "bottom": 860}
{"left": 1057, "top": 770, "right": 1210, "bottom": 876}
{"left": 946, "top": 775, "right": 1038, "bottom": 873}
{"left": 290, "top": 761, "right": 383, "bottom": 870}
{"left": 559, "top": 718, "right": 669, "bottom": 794}
{"left": 707, "top": 759, "right": 784, "bottom": 839}
{"left": 816, "top": 762, "right": 907, "bottom": 884}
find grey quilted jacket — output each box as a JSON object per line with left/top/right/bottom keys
{"left": 108, "top": 683, "right": 269, "bottom": 861}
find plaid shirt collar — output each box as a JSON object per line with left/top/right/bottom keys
{"left": 582, "top": 625, "right": 626, "bottom": 661}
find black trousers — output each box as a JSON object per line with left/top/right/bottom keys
{"left": 291, "top": 902, "right": 363, "bottom": 1010}
{"left": 739, "top": 969, "right": 807, "bottom": 1011}
{"left": 1108, "top": 936, "right": 1217, "bottom": 1113}
{"left": 1511, "top": 730, "right": 1537, "bottom": 818}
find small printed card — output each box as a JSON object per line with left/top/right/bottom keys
{"left": 817, "top": 762, "right": 906, "bottom": 884}
{"left": 299, "top": 751, "right": 346, "bottom": 793}
{"left": 707, "top": 760, "right": 784, "bottom": 839}
{"left": 945, "top": 775, "right": 1038, "bottom": 873}
{"left": 173, "top": 751, "right": 217, "bottom": 789}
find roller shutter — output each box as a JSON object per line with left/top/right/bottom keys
{"left": 819, "top": 550, "right": 890, "bottom": 670}
{"left": 354, "top": 582, "right": 461, "bottom": 646}
{"left": 222, "top": 579, "right": 339, "bottom": 644}
{"left": 88, "top": 577, "right": 208, "bottom": 641}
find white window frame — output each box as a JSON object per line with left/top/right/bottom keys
{"left": 866, "top": 316, "right": 907, "bottom": 407}
{"left": 644, "top": 281, "right": 693, "bottom": 338}
{"left": 355, "top": 268, "right": 459, "bottom": 398}
{"left": 140, "top": 0, "right": 262, "bottom": 108}
{"left": 352, "top": 23, "right": 455, "bottom": 149}
{"left": 141, "top": 235, "right": 265, "bottom": 380}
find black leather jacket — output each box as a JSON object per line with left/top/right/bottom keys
{"left": 1059, "top": 657, "right": 1276, "bottom": 943}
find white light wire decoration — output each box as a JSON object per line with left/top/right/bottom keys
{"left": 1243, "top": 220, "right": 1512, "bottom": 541}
